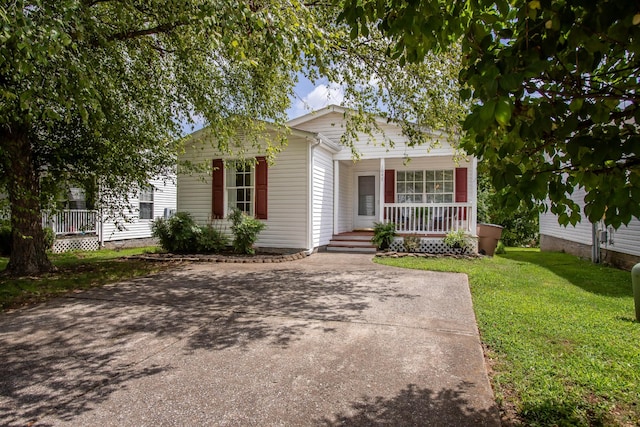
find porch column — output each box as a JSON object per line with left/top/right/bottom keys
{"left": 471, "top": 156, "right": 478, "bottom": 235}
{"left": 333, "top": 160, "right": 340, "bottom": 235}
{"left": 379, "top": 157, "right": 385, "bottom": 223}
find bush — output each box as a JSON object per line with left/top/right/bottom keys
{"left": 228, "top": 208, "right": 265, "bottom": 255}
{"left": 43, "top": 227, "right": 55, "bottom": 250}
{"left": 371, "top": 222, "right": 397, "bottom": 250}
{"left": 495, "top": 240, "right": 506, "bottom": 254}
{"left": 403, "top": 235, "right": 420, "bottom": 252}
{"left": 443, "top": 229, "right": 473, "bottom": 251}
{"left": 198, "top": 224, "right": 229, "bottom": 253}
{"left": 151, "top": 212, "right": 201, "bottom": 253}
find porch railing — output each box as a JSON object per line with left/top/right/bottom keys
{"left": 42, "top": 209, "right": 99, "bottom": 235}
{"left": 383, "top": 203, "right": 473, "bottom": 234}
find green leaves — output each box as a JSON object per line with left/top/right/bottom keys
{"left": 341, "top": 0, "right": 640, "bottom": 227}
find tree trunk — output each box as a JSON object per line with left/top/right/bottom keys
{"left": 2, "top": 127, "right": 54, "bottom": 276}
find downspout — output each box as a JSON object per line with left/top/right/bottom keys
{"left": 591, "top": 222, "right": 600, "bottom": 263}
{"left": 306, "top": 138, "right": 322, "bottom": 255}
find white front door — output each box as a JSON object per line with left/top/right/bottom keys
{"left": 353, "top": 172, "right": 379, "bottom": 230}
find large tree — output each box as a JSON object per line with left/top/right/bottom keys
{"left": 1, "top": 0, "right": 462, "bottom": 275}
{"left": 342, "top": 0, "right": 640, "bottom": 228}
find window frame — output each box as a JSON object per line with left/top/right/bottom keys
{"left": 139, "top": 186, "right": 155, "bottom": 220}
{"left": 396, "top": 169, "right": 454, "bottom": 203}
{"left": 226, "top": 160, "right": 255, "bottom": 215}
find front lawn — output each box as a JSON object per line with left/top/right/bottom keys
{"left": 0, "top": 247, "right": 171, "bottom": 311}
{"left": 376, "top": 248, "right": 640, "bottom": 426}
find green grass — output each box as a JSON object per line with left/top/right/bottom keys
{"left": 0, "top": 247, "right": 170, "bottom": 311}
{"left": 376, "top": 248, "right": 640, "bottom": 426}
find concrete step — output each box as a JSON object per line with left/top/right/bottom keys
{"left": 326, "top": 245, "right": 377, "bottom": 254}
{"left": 328, "top": 239, "right": 375, "bottom": 248}
{"left": 330, "top": 234, "right": 374, "bottom": 242}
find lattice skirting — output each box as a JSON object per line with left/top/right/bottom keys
{"left": 53, "top": 236, "right": 99, "bottom": 253}
{"left": 388, "top": 237, "right": 478, "bottom": 254}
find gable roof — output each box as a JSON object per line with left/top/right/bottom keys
{"left": 183, "top": 119, "right": 342, "bottom": 154}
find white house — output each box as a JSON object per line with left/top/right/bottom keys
{"left": 540, "top": 188, "right": 640, "bottom": 270}
{"left": 178, "top": 105, "right": 478, "bottom": 254}
{"left": 44, "top": 176, "right": 176, "bottom": 252}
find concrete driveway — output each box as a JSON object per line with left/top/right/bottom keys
{"left": 0, "top": 253, "right": 500, "bottom": 426}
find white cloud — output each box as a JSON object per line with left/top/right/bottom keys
{"left": 290, "top": 82, "right": 345, "bottom": 119}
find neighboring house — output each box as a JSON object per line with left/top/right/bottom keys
{"left": 178, "top": 105, "right": 478, "bottom": 254}
{"left": 539, "top": 187, "right": 640, "bottom": 270}
{"left": 44, "top": 176, "right": 176, "bottom": 252}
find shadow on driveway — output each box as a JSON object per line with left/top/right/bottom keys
{"left": 0, "top": 256, "right": 499, "bottom": 426}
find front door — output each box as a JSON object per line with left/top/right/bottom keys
{"left": 354, "top": 172, "right": 379, "bottom": 230}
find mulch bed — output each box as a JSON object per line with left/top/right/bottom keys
{"left": 127, "top": 249, "right": 308, "bottom": 264}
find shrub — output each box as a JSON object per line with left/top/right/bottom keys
{"left": 443, "top": 229, "right": 473, "bottom": 251}
{"left": 495, "top": 240, "right": 506, "bottom": 254}
{"left": 43, "top": 227, "right": 55, "bottom": 250}
{"left": 228, "top": 208, "right": 265, "bottom": 255}
{"left": 151, "top": 212, "right": 201, "bottom": 253}
{"left": 403, "top": 235, "right": 420, "bottom": 252}
{"left": 371, "top": 222, "right": 397, "bottom": 250}
{"left": 198, "top": 223, "right": 229, "bottom": 253}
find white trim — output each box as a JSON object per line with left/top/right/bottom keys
{"left": 353, "top": 171, "right": 380, "bottom": 229}
{"left": 334, "top": 160, "right": 340, "bottom": 235}
{"left": 471, "top": 157, "right": 478, "bottom": 236}
{"left": 379, "top": 158, "right": 385, "bottom": 223}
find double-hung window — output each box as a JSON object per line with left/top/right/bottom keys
{"left": 227, "top": 161, "right": 253, "bottom": 214}
{"left": 396, "top": 170, "right": 454, "bottom": 203}
{"left": 425, "top": 170, "right": 454, "bottom": 202}
{"left": 139, "top": 186, "right": 154, "bottom": 219}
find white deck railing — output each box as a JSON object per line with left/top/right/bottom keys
{"left": 42, "top": 209, "right": 99, "bottom": 235}
{"left": 383, "top": 203, "right": 473, "bottom": 234}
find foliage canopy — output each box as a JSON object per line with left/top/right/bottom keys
{"left": 1, "top": 0, "right": 463, "bottom": 275}
{"left": 342, "top": 0, "right": 640, "bottom": 228}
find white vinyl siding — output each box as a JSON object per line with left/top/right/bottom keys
{"left": 102, "top": 176, "right": 176, "bottom": 242}
{"left": 540, "top": 187, "right": 640, "bottom": 257}
{"left": 178, "top": 132, "right": 309, "bottom": 249}
{"left": 539, "top": 188, "right": 593, "bottom": 246}
{"left": 312, "top": 146, "right": 334, "bottom": 247}
{"left": 291, "top": 111, "right": 456, "bottom": 160}
{"left": 606, "top": 219, "right": 640, "bottom": 257}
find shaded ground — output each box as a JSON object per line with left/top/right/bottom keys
{"left": 0, "top": 253, "right": 499, "bottom": 426}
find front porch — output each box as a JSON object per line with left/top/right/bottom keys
{"left": 42, "top": 209, "right": 101, "bottom": 253}
{"left": 331, "top": 157, "right": 477, "bottom": 237}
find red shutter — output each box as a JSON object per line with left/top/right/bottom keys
{"left": 384, "top": 169, "right": 395, "bottom": 221}
{"left": 455, "top": 168, "right": 468, "bottom": 202}
{"left": 384, "top": 169, "right": 395, "bottom": 203}
{"left": 212, "top": 159, "right": 224, "bottom": 219}
{"left": 255, "top": 156, "right": 268, "bottom": 220}
{"left": 455, "top": 167, "right": 468, "bottom": 220}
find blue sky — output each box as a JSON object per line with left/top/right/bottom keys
{"left": 181, "top": 75, "right": 344, "bottom": 135}
{"left": 286, "top": 75, "right": 344, "bottom": 120}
